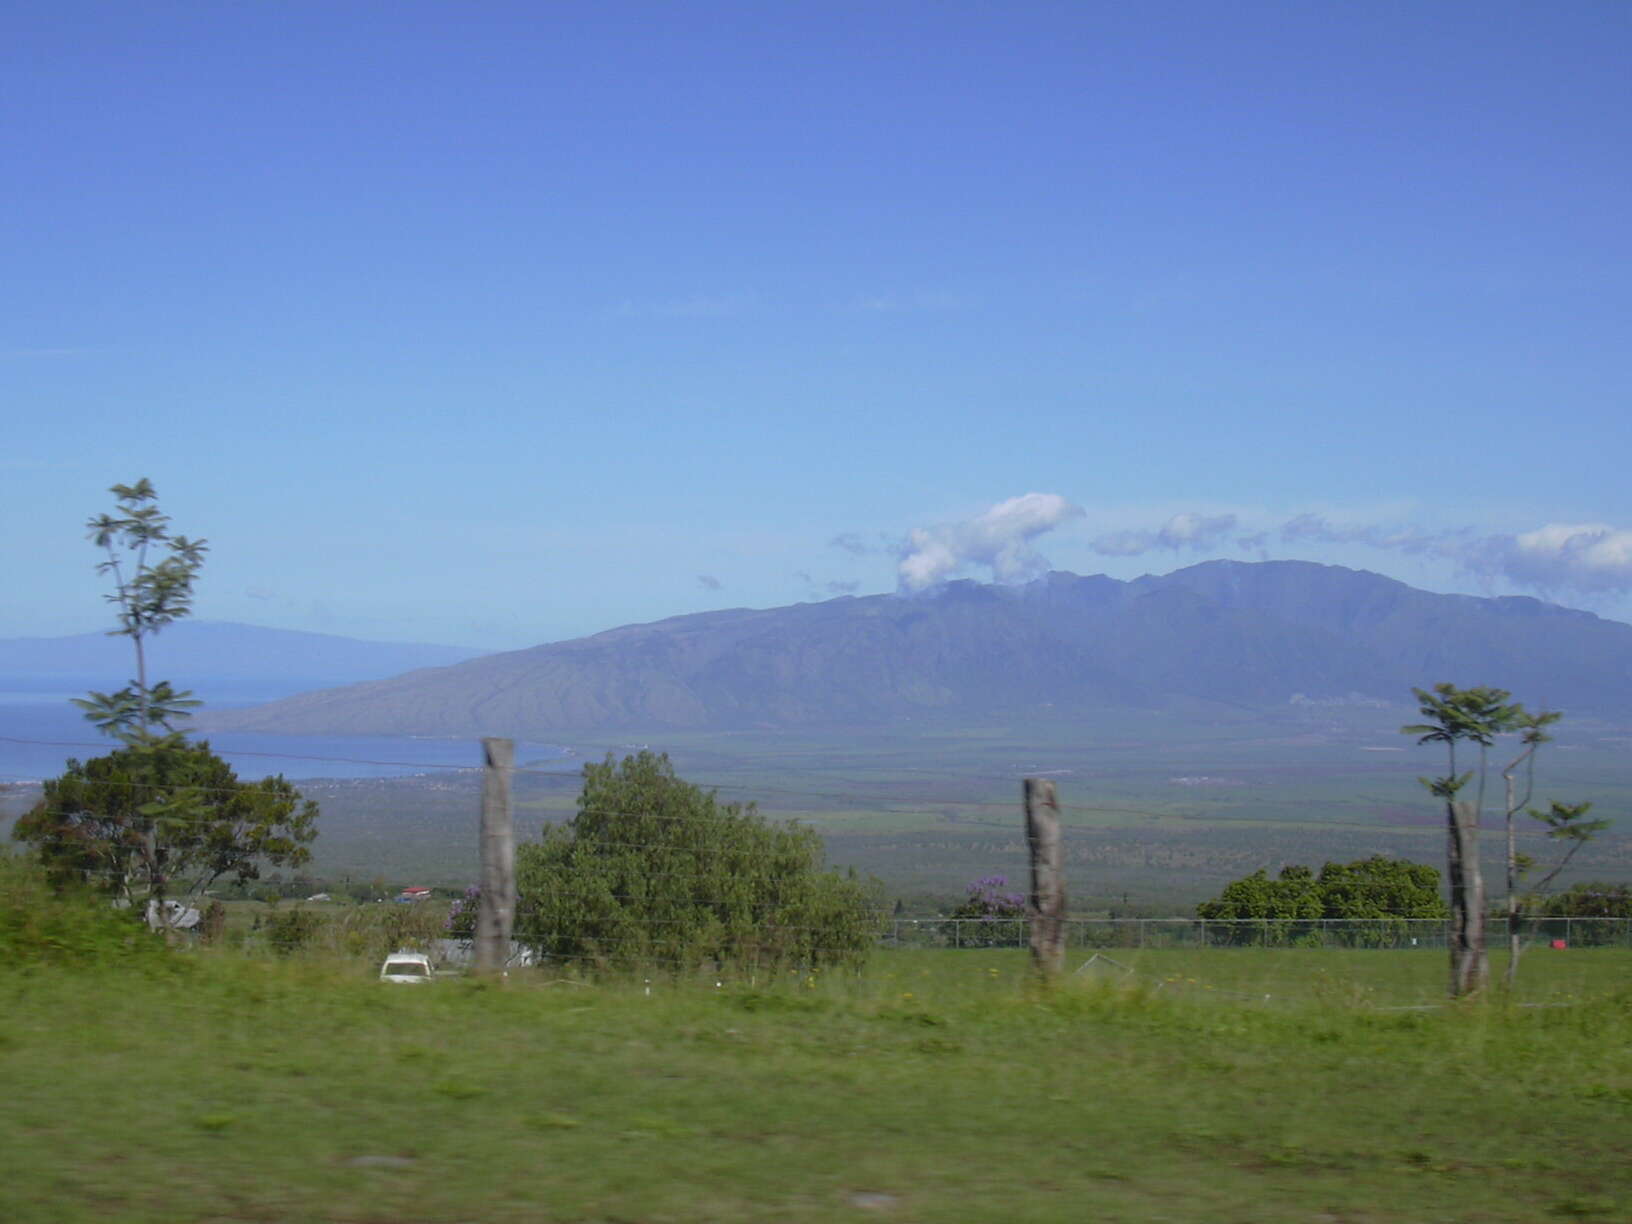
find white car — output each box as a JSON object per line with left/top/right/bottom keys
{"left": 379, "top": 951, "right": 434, "bottom": 984}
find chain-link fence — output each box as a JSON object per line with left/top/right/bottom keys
{"left": 883, "top": 916, "right": 1632, "bottom": 951}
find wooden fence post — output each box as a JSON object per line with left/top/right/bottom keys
{"left": 476, "top": 737, "right": 515, "bottom": 975}
{"left": 1024, "top": 777, "right": 1065, "bottom": 979}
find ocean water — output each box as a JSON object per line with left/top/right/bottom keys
{"left": 0, "top": 695, "right": 573, "bottom": 783}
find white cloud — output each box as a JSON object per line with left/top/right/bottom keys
{"left": 885, "top": 497, "right": 1632, "bottom": 604}
{"left": 1277, "top": 513, "right": 1632, "bottom": 596}
{"left": 1464, "top": 523, "right": 1632, "bottom": 594}
{"left": 898, "top": 493, "right": 1084, "bottom": 591}
{"left": 1280, "top": 513, "right": 1444, "bottom": 555}
{"left": 1091, "top": 512, "right": 1238, "bottom": 557}
{"left": 829, "top": 532, "right": 871, "bottom": 556}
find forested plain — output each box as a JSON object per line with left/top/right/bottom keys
{"left": 11, "top": 706, "right": 1626, "bottom": 912}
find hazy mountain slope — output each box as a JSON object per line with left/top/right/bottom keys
{"left": 1145, "top": 561, "right": 1630, "bottom": 707}
{"left": 0, "top": 621, "right": 487, "bottom": 695}
{"left": 201, "top": 561, "right": 1632, "bottom": 736}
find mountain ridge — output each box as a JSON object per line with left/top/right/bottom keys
{"left": 198, "top": 561, "right": 1632, "bottom": 736}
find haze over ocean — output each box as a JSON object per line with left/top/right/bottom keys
{"left": 0, "top": 697, "right": 572, "bottom": 784}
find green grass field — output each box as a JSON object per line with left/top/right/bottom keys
{"left": 5, "top": 945, "right": 1629, "bottom": 1223}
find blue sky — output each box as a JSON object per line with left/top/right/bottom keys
{"left": 4, "top": 1, "right": 1629, "bottom": 650}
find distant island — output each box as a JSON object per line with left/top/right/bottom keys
{"left": 0, "top": 621, "right": 487, "bottom": 703}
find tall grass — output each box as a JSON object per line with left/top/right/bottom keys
{"left": 0, "top": 849, "right": 174, "bottom": 972}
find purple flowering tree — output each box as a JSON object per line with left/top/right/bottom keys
{"left": 947, "top": 875, "right": 1028, "bottom": 946}
{"left": 445, "top": 886, "right": 480, "bottom": 940}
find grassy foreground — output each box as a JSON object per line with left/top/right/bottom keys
{"left": 3, "top": 949, "right": 1630, "bottom": 1224}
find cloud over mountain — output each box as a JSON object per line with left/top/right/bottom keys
{"left": 1092, "top": 513, "right": 1238, "bottom": 557}
{"left": 1464, "top": 524, "right": 1632, "bottom": 594}
{"left": 897, "top": 493, "right": 1084, "bottom": 590}
{"left": 1282, "top": 515, "right": 1632, "bottom": 596}
{"left": 1077, "top": 508, "right": 1632, "bottom": 600}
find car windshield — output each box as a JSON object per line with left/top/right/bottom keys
{"left": 384, "top": 962, "right": 428, "bottom": 976}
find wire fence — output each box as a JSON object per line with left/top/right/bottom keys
{"left": 882, "top": 915, "right": 1632, "bottom": 951}
{"left": 304, "top": 914, "right": 1632, "bottom": 972}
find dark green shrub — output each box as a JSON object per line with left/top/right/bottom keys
{"left": 264, "top": 907, "right": 326, "bottom": 955}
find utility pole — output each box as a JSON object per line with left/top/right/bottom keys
{"left": 476, "top": 737, "right": 516, "bottom": 975}
{"left": 1024, "top": 777, "right": 1065, "bottom": 979}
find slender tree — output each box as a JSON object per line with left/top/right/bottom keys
{"left": 1497, "top": 709, "right": 1557, "bottom": 988}
{"left": 73, "top": 479, "right": 208, "bottom": 745}
{"left": 1479, "top": 703, "right": 1608, "bottom": 989}
{"left": 1403, "top": 684, "right": 1522, "bottom": 997}
{"left": 1518, "top": 799, "right": 1609, "bottom": 935}
{"left": 1404, "top": 685, "right": 1604, "bottom": 997}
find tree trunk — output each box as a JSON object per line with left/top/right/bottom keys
{"left": 144, "top": 826, "right": 169, "bottom": 935}
{"left": 1446, "top": 798, "right": 1488, "bottom": 996}
{"left": 476, "top": 737, "right": 516, "bottom": 975}
{"left": 1504, "top": 769, "right": 1522, "bottom": 989}
{"left": 1024, "top": 778, "right": 1065, "bottom": 980}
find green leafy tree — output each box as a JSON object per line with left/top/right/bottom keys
{"left": 14, "top": 741, "right": 318, "bottom": 912}
{"left": 1315, "top": 857, "right": 1445, "bottom": 920}
{"left": 1197, "top": 858, "right": 1443, "bottom": 945}
{"left": 512, "top": 751, "right": 880, "bottom": 974}
{"left": 1542, "top": 882, "right": 1632, "bottom": 920}
{"left": 1196, "top": 865, "right": 1322, "bottom": 923}
{"left": 13, "top": 479, "right": 319, "bottom": 925}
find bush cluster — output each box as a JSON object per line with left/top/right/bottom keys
{"left": 513, "top": 752, "right": 882, "bottom": 973}
{"left": 263, "top": 908, "right": 327, "bottom": 955}
{"left": 1196, "top": 857, "right": 1447, "bottom": 946}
